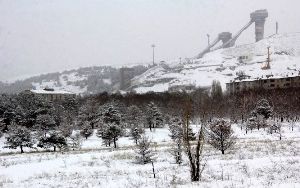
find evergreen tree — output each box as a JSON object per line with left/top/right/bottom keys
{"left": 0, "top": 118, "right": 6, "bottom": 135}
{"left": 68, "top": 132, "right": 82, "bottom": 151}
{"left": 207, "top": 119, "right": 236, "bottom": 154}
{"left": 126, "top": 105, "right": 144, "bottom": 128}
{"left": 255, "top": 99, "right": 273, "bottom": 119}
{"left": 102, "top": 104, "right": 121, "bottom": 125}
{"left": 5, "top": 123, "right": 33, "bottom": 153}
{"left": 80, "top": 121, "right": 93, "bottom": 139}
{"left": 77, "top": 99, "right": 98, "bottom": 129}
{"left": 37, "top": 131, "right": 68, "bottom": 152}
{"left": 168, "top": 117, "right": 184, "bottom": 164}
{"left": 135, "top": 136, "right": 154, "bottom": 164}
{"left": 130, "top": 126, "right": 144, "bottom": 145}
{"left": 146, "top": 102, "right": 163, "bottom": 131}
{"left": 59, "top": 120, "right": 74, "bottom": 138}
{"left": 15, "top": 92, "right": 55, "bottom": 128}
{"left": 98, "top": 123, "right": 122, "bottom": 148}
{"left": 211, "top": 80, "right": 223, "bottom": 102}
{"left": 34, "top": 114, "right": 57, "bottom": 136}
{"left": 60, "top": 96, "right": 79, "bottom": 125}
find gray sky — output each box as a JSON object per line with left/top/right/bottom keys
{"left": 1, "top": 0, "right": 300, "bottom": 82}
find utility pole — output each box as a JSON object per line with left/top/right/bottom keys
{"left": 207, "top": 34, "right": 210, "bottom": 45}
{"left": 151, "top": 44, "right": 155, "bottom": 66}
{"left": 266, "top": 46, "right": 271, "bottom": 69}
{"left": 276, "top": 22, "right": 278, "bottom": 34}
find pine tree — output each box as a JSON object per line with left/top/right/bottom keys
{"left": 130, "top": 126, "right": 144, "bottom": 145}
{"left": 76, "top": 99, "right": 98, "bottom": 129}
{"left": 146, "top": 102, "right": 163, "bottom": 131}
{"left": 102, "top": 104, "right": 121, "bottom": 125}
{"left": 59, "top": 120, "right": 74, "bottom": 138}
{"left": 5, "top": 123, "right": 33, "bottom": 153}
{"left": 0, "top": 118, "right": 6, "bottom": 136}
{"left": 135, "top": 136, "right": 154, "bottom": 164}
{"left": 207, "top": 119, "right": 236, "bottom": 154}
{"left": 99, "top": 123, "right": 122, "bottom": 148}
{"left": 211, "top": 80, "right": 223, "bottom": 102}
{"left": 37, "top": 131, "right": 68, "bottom": 152}
{"left": 255, "top": 99, "right": 273, "bottom": 119}
{"left": 80, "top": 121, "right": 93, "bottom": 139}
{"left": 68, "top": 132, "right": 82, "bottom": 150}
{"left": 126, "top": 105, "right": 144, "bottom": 128}
{"left": 168, "top": 117, "right": 183, "bottom": 164}
{"left": 34, "top": 114, "right": 57, "bottom": 136}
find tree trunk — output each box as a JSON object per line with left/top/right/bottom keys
{"left": 54, "top": 146, "right": 56, "bottom": 152}
{"left": 20, "top": 145, "right": 24, "bottom": 153}
{"left": 221, "top": 150, "right": 225, "bottom": 154}
{"left": 113, "top": 137, "right": 117, "bottom": 148}
{"left": 151, "top": 161, "right": 156, "bottom": 178}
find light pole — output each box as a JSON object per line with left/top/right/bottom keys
{"left": 207, "top": 34, "right": 210, "bottom": 45}
{"left": 151, "top": 44, "right": 155, "bottom": 65}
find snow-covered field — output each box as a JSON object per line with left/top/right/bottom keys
{"left": 0, "top": 123, "right": 300, "bottom": 188}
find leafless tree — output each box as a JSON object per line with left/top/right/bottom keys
{"left": 182, "top": 105, "right": 206, "bottom": 182}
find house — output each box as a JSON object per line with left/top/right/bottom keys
{"left": 24, "top": 88, "right": 76, "bottom": 101}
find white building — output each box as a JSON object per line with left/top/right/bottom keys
{"left": 25, "top": 88, "right": 76, "bottom": 101}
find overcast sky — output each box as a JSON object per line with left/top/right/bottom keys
{"left": 1, "top": 0, "right": 300, "bottom": 82}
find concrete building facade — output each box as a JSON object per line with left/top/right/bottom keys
{"left": 226, "top": 75, "right": 300, "bottom": 94}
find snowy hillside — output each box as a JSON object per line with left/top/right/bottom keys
{"left": 131, "top": 33, "right": 300, "bottom": 93}
{"left": 0, "top": 65, "right": 148, "bottom": 95}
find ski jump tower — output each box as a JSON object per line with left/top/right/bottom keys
{"left": 197, "top": 9, "right": 268, "bottom": 58}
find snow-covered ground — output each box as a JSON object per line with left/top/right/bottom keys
{"left": 132, "top": 33, "right": 300, "bottom": 93}
{"left": 0, "top": 123, "right": 300, "bottom": 188}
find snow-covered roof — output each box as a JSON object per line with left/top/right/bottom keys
{"left": 229, "top": 74, "right": 300, "bottom": 83}
{"left": 30, "top": 89, "right": 75, "bottom": 95}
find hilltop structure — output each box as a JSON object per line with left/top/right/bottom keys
{"left": 24, "top": 88, "right": 76, "bottom": 101}
{"left": 197, "top": 9, "right": 268, "bottom": 58}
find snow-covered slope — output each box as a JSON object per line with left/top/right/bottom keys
{"left": 0, "top": 65, "right": 149, "bottom": 95}
{"left": 131, "top": 33, "right": 300, "bottom": 93}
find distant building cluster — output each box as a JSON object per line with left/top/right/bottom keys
{"left": 226, "top": 75, "right": 300, "bottom": 94}
{"left": 168, "top": 84, "right": 196, "bottom": 93}
{"left": 24, "top": 88, "right": 75, "bottom": 101}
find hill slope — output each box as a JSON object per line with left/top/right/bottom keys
{"left": 131, "top": 33, "right": 300, "bottom": 93}
{"left": 0, "top": 65, "right": 148, "bottom": 95}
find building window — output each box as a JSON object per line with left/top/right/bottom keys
{"left": 270, "top": 84, "right": 275, "bottom": 87}
{"left": 286, "top": 78, "right": 291, "bottom": 81}
{"left": 264, "top": 80, "right": 267, "bottom": 83}
{"left": 270, "top": 79, "right": 275, "bottom": 82}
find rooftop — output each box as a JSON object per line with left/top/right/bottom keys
{"left": 30, "top": 88, "right": 75, "bottom": 95}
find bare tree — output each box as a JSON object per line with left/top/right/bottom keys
{"left": 207, "top": 119, "right": 236, "bottom": 154}
{"left": 183, "top": 108, "right": 206, "bottom": 182}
